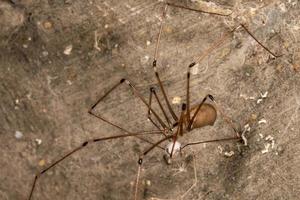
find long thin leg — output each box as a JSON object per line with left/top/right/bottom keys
{"left": 147, "top": 89, "right": 161, "bottom": 130}
{"left": 181, "top": 136, "right": 241, "bottom": 150}
{"left": 28, "top": 130, "right": 164, "bottom": 200}
{"left": 170, "top": 103, "right": 186, "bottom": 158}
{"left": 149, "top": 87, "right": 172, "bottom": 129}
{"left": 152, "top": 4, "right": 178, "bottom": 122}
{"left": 240, "top": 24, "right": 281, "bottom": 58}
{"left": 167, "top": 2, "right": 282, "bottom": 63}
{"left": 166, "top": 2, "right": 232, "bottom": 16}
{"left": 195, "top": 27, "right": 238, "bottom": 64}
{"left": 186, "top": 62, "right": 196, "bottom": 125}
{"left": 89, "top": 79, "right": 170, "bottom": 139}
{"left": 209, "top": 96, "right": 241, "bottom": 137}
{"left": 134, "top": 135, "right": 173, "bottom": 200}
{"left": 122, "top": 79, "right": 174, "bottom": 133}
{"left": 134, "top": 105, "right": 185, "bottom": 199}
{"left": 193, "top": 24, "right": 280, "bottom": 65}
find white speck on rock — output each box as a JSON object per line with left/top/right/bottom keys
{"left": 261, "top": 143, "right": 271, "bottom": 154}
{"left": 279, "top": 3, "right": 287, "bottom": 12}
{"left": 257, "top": 98, "right": 263, "bottom": 104}
{"left": 260, "top": 91, "right": 268, "bottom": 98}
{"left": 67, "top": 80, "right": 72, "bottom": 85}
{"left": 35, "top": 139, "right": 42, "bottom": 145}
{"left": 224, "top": 151, "right": 235, "bottom": 157}
{"left": 244, "top": 124, "right": 250, "bottom": 132}
{"left": 190, "top": 63, "right": 199, "bottom": 75}
{"left": 146, "top": 180, "right": 151, "bottom": 186}
{"left": 265, "top": 135, "right": 275, "bottom": 149}
{"left": 258, "top": 118, "right": 267, "bottom": 124}
{"left": 172, "top": 96, "right": 181, "bottom": 104}
{"left": 241, "top": 127, "right": 248, "bottom": 146}
{"left": 141, "top": 55, "right": 150, "bottom": 64}
{"left": 42, "top": 51, "right": 49, "bottom": 57}
{"left": 63, "top": 45, "right": 73, "bottom": 55}
{"left": 15, "top": 131, "right": 23, "bottom": 139}
{"left": 217, "top": 145, "right": 223, "bottom": 153}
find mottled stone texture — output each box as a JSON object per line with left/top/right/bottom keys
{"left": 0, "top": 0, "right": 299, "bottom": 200}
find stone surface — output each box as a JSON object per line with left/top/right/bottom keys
{"left": 0, "top": 0, "right": 299, "bottom": 200}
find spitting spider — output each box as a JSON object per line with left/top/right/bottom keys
{"left": 28, "top": 1, "right": 280, "bottom": 199}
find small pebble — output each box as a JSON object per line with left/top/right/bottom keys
{"left": 146, "top": 180, "right": 151, "bottom": 186}
{"left": 140, "top": 55, "right": 150, "bottom": 64}
{"left": 35, "top": 139, "right": 42, "bottom": 145}
{"left": 63, "top": 45, "right": 73, "bottom": 55}
{"left": 172, "top": 96, "right": 181, "bottom": 104}
{"left": 260, "top": 91, "right": 268, "bottom": 98}
{"left": 67, "top": 80, "right": 72, "bottom": 85}
{"left": 257, "top": 98, "right": 263, "bottom": 104}
{"left": 38, "top": 159, "right": 46, "bottom": 166}
{"left": 15, "top": 131, "right": 23, "bottom": 139}
{"left": 43, "top": 21, "right": 53, "bottom": 29}
{"left": 42, "top": 51, "right": 48, "bottom": 57}
{"left": 224, "top": 151, "right": 235, "bottom": 157}
{"left": 261, "top": 143, "right": 270, "bottom": 154}
{"left": 251, "top": 114, "right": 257, "bottom": 121}
{"left": 146, "top": 40, "right": 151, "bottom": 46}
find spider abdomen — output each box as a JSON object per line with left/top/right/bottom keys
{"left": 186, "top": 103, "right": 217, "bottom": 130}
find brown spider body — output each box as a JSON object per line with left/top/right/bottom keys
{"left": 187, "top": 103, "right": 217, "bottom": 129}
{"left": 175, "top": 103, "right": 217, "bottom": 136}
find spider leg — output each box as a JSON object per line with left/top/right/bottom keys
{"left": 239, "top": 24, "right": 282, "bottom": 58}
{"left": 28, "top": 131, "right": 164, "bottom": 200}
{"left": 148, "top": 87, "right": 172, "bottom": 131}
{"left": 166, "top": 2, "right": 280, "bottom": 59}
{"left": 152, "top": 4, "right": 178, "bottom": 122}
{"left": 147, "top": 87, "right": 161, "bottom": 130}
{"left": 134, "top": 135, "right": 173, "bottom": 200}
{"left": 181, "top": 136, "right": 241, "bottom": 150}
{"left": 170, "top": 104, "right": 186, "bottom": 158}
{"left": 208, "top": 95, "right": 241, "bottom": 137}
{"left": 166, "top": 2, "right": 232, "bottom": 16}
{"left": 186, "top": 62, "right": 197, "bottom": 126}
{"left": 89, "top": 79, "right": 170, "bottom": 141}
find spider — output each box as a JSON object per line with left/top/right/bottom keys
{"left": 28, "top": 1, "right": 280, "bottom": 200}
